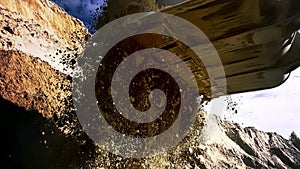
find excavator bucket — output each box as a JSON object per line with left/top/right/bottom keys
{"left": 104, "top": 0, "right": 300, "bottom": 99}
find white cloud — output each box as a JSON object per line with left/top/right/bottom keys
{"left": 225, "top": 68, "right": 300, "bottom": 139}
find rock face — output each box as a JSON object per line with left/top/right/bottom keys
{"left": 0, "top": 0, "right": 300, "bottom": 168}
{"left": 203, "top": 116, "right": 300, "bottom": 168}
{"left": 0, "top": 0, "right": 95, "bottom": 168}
{"left": 0, "top": 50, "right": 71, "bottom": 118}
{"left": 0, "top": 0, "right": 89, "bottom": 119}
{"left": 0, "top": 0, "right": 89, "bottom": 53}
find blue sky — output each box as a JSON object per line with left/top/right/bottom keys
{"left": 51, "top": 0, "right": 299, "bottom": 139}
{"left": 50, "top": 0, "right": 104, "bottom": 31}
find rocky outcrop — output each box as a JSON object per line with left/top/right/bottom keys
{"left": 219, "top": 119, "right": 300, "bottom": 168}
{"left": 0, "top": 0, "right": 89, "bottom": 51}
{"left": 0, "top": 1, "right": 94, "bottom": 167}
{"left": 291, "top": 132, "right": 300, "bottom": 152}
{"left": 0, "top": 50, "right": 71, "bottom": 118}
{"left": 0, "top": 0, "right": 89, "bottom": 119}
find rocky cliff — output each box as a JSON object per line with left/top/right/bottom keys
{"left": 202, "top": 116, "right": 300, "bottom": 168}
{"left": 0, "top": 0, "right": 91, "bottom": 137}
{"left": 0, "top": 0, "right": 299, "bottom": 168}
